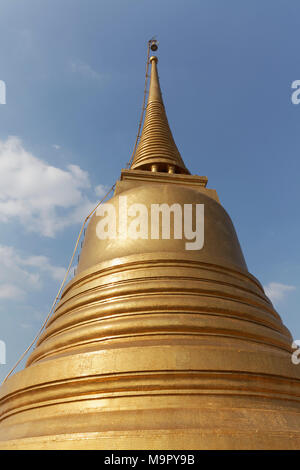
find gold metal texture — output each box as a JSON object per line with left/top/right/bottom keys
{"left": 130, "top": 56, "right": 190, "bottom": 174}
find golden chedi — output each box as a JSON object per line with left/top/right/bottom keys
{"left": 0, "top": 53, "right": 300, "bottom": 450}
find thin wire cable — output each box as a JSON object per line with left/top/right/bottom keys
{"left": 126, "top": 39, "right": 152, "bottom": 168}
{"left": 2, "top": 38, "right": 154, "bottom": 384}
{"left": 2, "top": 184, "right": 115, "bottom": 384}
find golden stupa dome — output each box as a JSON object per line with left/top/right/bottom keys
{"left": 76, "top": 183, "right": 247, "bottom": 272}
{"left": 0, "top": 48, "right": 299, "bottom": 450}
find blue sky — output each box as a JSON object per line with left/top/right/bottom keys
{"left": 0, "top": 0, "right": 300, "bottom": 382}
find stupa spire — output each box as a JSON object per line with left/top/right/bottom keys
{"left": 130, "top": 55, "right": 190, "bottom": 174}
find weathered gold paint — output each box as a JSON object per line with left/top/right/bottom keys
{"left": 0, "top": 55, "right": 299, "bottom": 450}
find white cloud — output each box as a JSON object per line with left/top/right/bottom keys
{"left": 20, "top": 255, "right": 66, "bottom": 281}
{"left": 264, "top": 282, "right": 296, "bottom": 303}
{"left": 20, "top": 322, "right": 34, "bottom": 329}
{"left": 0, "top": 283, "right": 25, "bottom": 300}
{"left": 0, "top": 245, "right": 65, "bottom": 301}
{"left": 0, "top": 136, "right": 98, "bottom": 237}
{"left": 69, "top": 59, "right": 105, "bottom": 81}
{"left": 95, "top": 184, "right": 109, "bottom": 198}
{"left": 52, "top": 144, "right": 61, "bottom": 150}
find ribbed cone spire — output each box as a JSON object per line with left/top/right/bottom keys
{"left": 130, "top": 56, "right": 190, "bottom": 174}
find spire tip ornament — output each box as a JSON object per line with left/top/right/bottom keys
{"left": 149, "top": 38, "right": 159, "bottom": 51}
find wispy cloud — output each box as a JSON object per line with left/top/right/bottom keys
{"left": 0, "top": 245, "right": 65, "bottom": 300}
{"left": 69, "top": 59, "right": 106, "bottom": 82}
{"left": 95, "top": 184, "right": 109, "bottom": 198}
{"left": 0, "top": 283, "right": 25, "bottom": 300}
{"left": 20, "top": 254, "right": 66, "bottom": 282}
{"left": 0, "top": 136, "right": 100, "bottom": 237}
{"left": 264, "top": 282, "right": 296, "bottom": 303}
